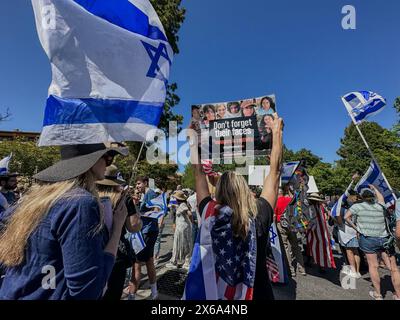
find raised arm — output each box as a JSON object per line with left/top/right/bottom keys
{"left": 188, "top": 129, "right": 210, "bottom": 206}
{"left": 260, "top": 113, "right": 283, "bottom": 209}
{"left": 369, "top": 184, "right": 385, "bottom": 205}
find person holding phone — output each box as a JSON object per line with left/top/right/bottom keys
{"left": 0, "top": 144, "right": 128, "bottom": 300}
{"left": 97, "top": 165, "right": 142, "bottom": 300}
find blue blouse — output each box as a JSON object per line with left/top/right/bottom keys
{"left": 0, "top": 188, "right": 115, "bottom": 300}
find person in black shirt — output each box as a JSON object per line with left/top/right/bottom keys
{"left": 188, "top": 112, "right": 283, "bottom": 300}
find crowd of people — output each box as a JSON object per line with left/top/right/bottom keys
{"left": 0, "top": 114, "right": 399, "bottom": 301}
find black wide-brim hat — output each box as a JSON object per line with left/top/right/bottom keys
{"left": 34, "top": 143, "right": 128, "bottom": 183}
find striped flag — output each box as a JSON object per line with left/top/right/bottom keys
{"left": 0, "top": 154, "right": 12, "bottom": 175}
{"left": 342, "top": 91, "right": 386, "bottom": 125}
{"left": 267, "top": 222, "right": 288, "bottom": 284}
{"left": 129, "top": 231, "right": 146, "bottom": 254}
{"left": 330, "top": 181, "right": 354, "bottom": 217}
{"left": 281, "top": 161, "right": 300, "bottom": 185}
{"left": 306, "top": 205, "right": 336, "bottom": 268}
{"left": 141, "top": 210, "right": 165, "bottom": 220}
{"left": 32, "top": 0, "right": 173, "bottom": 146}
{"left": 201, "top": 159, "right": 220, "bottom": 177}
{"left": 355, "top": 160, "right": 396, "bottom": 207}
{"left": 183, "top": 201, "right": 256, "bottom": 300}
{"left": 266, "top": 256, "right": 280, "bottom": 283}
{"left": 146, "top": 192, "right": 168, "bottom": 212}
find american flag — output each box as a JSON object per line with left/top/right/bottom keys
{"left": 266, "top": 255, "right": 280, "bottom": 283}
{"left": 201, "top": 159, "right": 220, "bottom": 177}
{"left": 183, "top": 200, "right": 256, "bottom": 300}
{"left": 306, "top": 204, "right": 336, "bottom": 268}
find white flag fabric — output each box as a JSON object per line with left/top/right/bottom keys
{"left": 341, "top": 91, "right": 386, "bottom": 125}
{"left": 32, "top": 0, "right": 173, "bottom": 146}
{"left": 330, "top": 181, "right": 353, "bottom": 217}
{"left": 129, "top": 232, "right": 146, "bottom": 254}
{"left": 355, "top": 160, "right": 396, "bottom": 207}
{"left": 0, "top": 154, "right": 12, "bottom": 175}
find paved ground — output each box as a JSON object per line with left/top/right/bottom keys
{"left": 127, "top": 215, "right": 399, "bottom": 300}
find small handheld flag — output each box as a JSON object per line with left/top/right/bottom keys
{"left": 281, "top": 161, "right": 301, "bottom": 185}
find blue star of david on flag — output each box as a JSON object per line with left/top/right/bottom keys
{"left": 269, "top": 226, "right": 278, "bottom": 245}
{"left": 142, "top": 41, "right": 172, "bottom": 87}
{"left": 355, "top": 160, "right": 396, "bottom": 207}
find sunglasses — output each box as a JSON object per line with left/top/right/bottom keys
{"left": 243, "top": 105, "right": 255, "bottom": 110}
{"left": 102, "top": 153, "right": 114, "bottom": 166}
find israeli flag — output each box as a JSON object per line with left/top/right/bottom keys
{"left": 129, "top": 231, "right": 146, "bottom": 254}
{"left": 32, "top": 0, "right": 173, "bottom": 146}
{"left": 0, "top": 154, "right": 12, "bottom": 175}
{"left": 146, "top": 192, "right": 167, "bottom": 212}
{"left": 281, "top": 161, "right": 300, "bottom": 185}
{"left": 355, "top": 161, "right": 396, "bottom": 207}
{"left": 141, "top": 210, "right": 165, "bottom": 220}
{"left": 330, "top": 181, "right": 353, "bottom": 217}
{"left": 342, "top": 91, "right": 386, "bottom": 125}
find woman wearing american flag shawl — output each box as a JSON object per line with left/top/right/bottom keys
{"left": 183, "top": 113, "right": 284, "bottom": 300}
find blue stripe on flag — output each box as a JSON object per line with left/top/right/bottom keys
{"left": 184, "top": 237, "right": 206, "bottom": 299}
{"left": 73, "top": 0, "right": 167, "bottom": 42}
{"left": 43, "top": 95, "right": 164, "bottom": 126}
{"left": 357, "top": 162, "right": 380, "bottom": 190}
{"left": 354, "top": 99, "right": 386, "bottom": 122}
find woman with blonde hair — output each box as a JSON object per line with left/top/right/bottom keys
{"left": 184, "top": 113, "right": 283, "bottom": 300}
{"left": 0, "top": 143, "right": 128, "bottom": 300}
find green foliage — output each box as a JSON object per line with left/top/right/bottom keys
{"left": 0, "top": 138, "right": 60, "bottom": 179}
{"left": 181, "top": 164, "right": 195, "bottom": 189}
{"left": 394, "top": 97, "right": 400, "bottom": 135}
{"left": 136, "top": 161, "right": 180, "bottom": 190}
{"left": 336, "top": 121, "right": 400, "bottom": 191}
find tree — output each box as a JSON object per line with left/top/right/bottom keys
{"left": 181, "top": 164, "right": 195, "bottom": 189}
{"left": 336, "top": 121, "right": 400, "bottom": 191}
{"left": 394, "top": 97, "right": 400, "bottom": 135}
{"left": 0, "top": 138, "right": 60, "bottom": 181}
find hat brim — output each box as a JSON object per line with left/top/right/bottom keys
{"left": 308, "top": 197, "right": 325, "bottom": 202}
{"left": 34, "top": 147, "right": 128, "bottom": 183}
{"left": 96, "top": 178, "right": 125, "bottom": 186}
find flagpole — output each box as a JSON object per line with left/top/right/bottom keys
{"left": 129, "top": 141, "right": 146, "bottom": 187}
{"left": 342, "top": 98, "right": 397, "bottom": 200}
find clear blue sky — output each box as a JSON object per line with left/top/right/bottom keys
{"left": 0, "top": 0, "right": 399, "bottom": 164}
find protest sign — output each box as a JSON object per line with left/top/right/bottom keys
{"left": 191, "top": 94, "right": 276, "bottom": 159}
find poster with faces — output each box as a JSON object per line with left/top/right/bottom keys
{"left": 191, "top": 94, "right": 276, "bottom": 159}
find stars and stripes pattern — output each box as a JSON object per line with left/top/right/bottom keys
{"left": 201, "top": 159, "right": 220, "bottom": 177}
{"left": 266, "top": 256, "right": 280, "bottom": 283}
{"left": 183, "top": 200, "right": 256, "bottom": 300}
{"left": 306, "top": 205, "right": 336, "bottom": 269}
